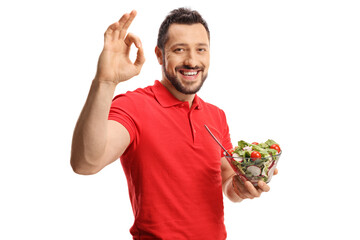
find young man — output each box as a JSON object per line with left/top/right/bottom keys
{"left": 71, "top": 8, "right": 274, "bottom": 239}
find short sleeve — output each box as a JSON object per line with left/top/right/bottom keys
{"left": 220, "top": 109, "right": 233, "bottom": 157}
{"left": 108, "top": 94, "right": 137, "bottom": 144}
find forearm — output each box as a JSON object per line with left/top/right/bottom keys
{"left": 71, "top": 11, "right": 144, "bottom": 174}
{"left": 223, "top": 174, "right": 243, "bottom": 203}
{"left": 70, "top": 78, "right": 117, "bottom": 173}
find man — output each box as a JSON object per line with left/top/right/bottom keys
{"left": 71, "top": 8, "right": 275, "bottom": 239}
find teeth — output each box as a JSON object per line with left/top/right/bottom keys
{"left": 182, "top": 71, "right": 198, "bottom": 76}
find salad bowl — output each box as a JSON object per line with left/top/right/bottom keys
{"left": 225, "top": 151, "right": 281, "bottom": 186}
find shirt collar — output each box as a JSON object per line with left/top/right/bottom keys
{"left": 152, "top": 80, "right": 203, "bottom": 110}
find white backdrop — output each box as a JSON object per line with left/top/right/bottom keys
{"left": 1, "top": 0, "right": 359, "bottom": 239}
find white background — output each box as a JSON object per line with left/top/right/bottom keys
{"left": 1, "top": 0, "right": 359, "bottom": 239}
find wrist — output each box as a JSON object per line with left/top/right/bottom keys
{"left": 92, "top": 77, "right": 118, "bottom": 89}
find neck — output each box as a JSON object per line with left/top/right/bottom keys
{"left": 160, "top": 79, "right": 195, "bottom": 108}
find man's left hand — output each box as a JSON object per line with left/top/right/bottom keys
{"left": 232, "top": 168, "right": 278, "bottom": 200}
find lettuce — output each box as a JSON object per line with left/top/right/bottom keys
{"left": 234, "top": 139, "right": 280, "bottom": 158}
{"left": 237, "top": 140, "right": 249, "bottom": 149}
{"left": 265, "top": 139, "right": 278, "bottom": 147}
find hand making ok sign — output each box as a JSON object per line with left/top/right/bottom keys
{"left": 95, "top": 10, "right": 145, "bottom": 85}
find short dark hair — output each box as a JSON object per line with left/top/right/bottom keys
{"left": 157, "top": 8, "right": 210, "bottom": 51}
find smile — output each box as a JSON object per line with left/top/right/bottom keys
{"left": 180, "top": 70, "right": 199, "bottom": 76}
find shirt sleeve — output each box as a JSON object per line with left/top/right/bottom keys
{"left": 108, "top": 94, "right": 137, "bottom": 144}
{"left": 220, "top": 109, "right": 233, "bottom": 157}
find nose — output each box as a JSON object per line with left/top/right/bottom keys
{"left": 184, "top": 50, "right": 197, "bottom": 67}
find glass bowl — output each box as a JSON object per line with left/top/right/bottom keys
{"left": 225, "top": 151, "right": 281, "bottom": 186}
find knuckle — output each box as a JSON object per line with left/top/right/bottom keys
{"left": 239, "top": 194, "right": 247, "bottom": 199}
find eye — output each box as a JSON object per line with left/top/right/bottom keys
{"left": 174, "top": 48, "right": 185, "bottom": 53}
{"left": 197, "top": 48, "right": 207, "bottom": 52}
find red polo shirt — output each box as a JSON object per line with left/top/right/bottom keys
{"left": 109, "top": 80, "right": 232, "bottom": 239}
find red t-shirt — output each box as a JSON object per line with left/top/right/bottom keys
{"left": 109, "top": 81, "right": 233, "bottom": 239}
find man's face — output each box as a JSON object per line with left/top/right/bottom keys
{"left": 160, "top": 23, "right": 210, "bottom": 95}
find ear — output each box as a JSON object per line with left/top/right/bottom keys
{"left": 155, "top": 46, "right": 163, "bottom": 65}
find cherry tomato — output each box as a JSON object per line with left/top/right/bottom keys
{"left": 270, "top": 144, "right": 281, "bottom": 153}
{"left": 250, "top": 151, "right": 261, "bottom": 161}
{"left": 227, "top": 148, "right": 235, "bottom": 156}
{"left": 252, "top": 142, "right": 259, "bottom": 145}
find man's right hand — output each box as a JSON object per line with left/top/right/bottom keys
{"left": 95, "top": 10, "right": 145, "bottom": 85}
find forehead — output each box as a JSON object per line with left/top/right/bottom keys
{"left": 165, "top": 23, "right": 209, "bottom": 47}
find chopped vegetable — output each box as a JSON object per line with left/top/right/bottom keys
{"left": 226, "top": 139, "right": 282, "bottom": 184}
{"left": 250, "top": 151, "right": 261, "bottom": 161}
{"left": 247, "top": 166, "right": 261, "bottom": 176}
{"left": 270, "top": 144, "right": 281, "bottom": 153}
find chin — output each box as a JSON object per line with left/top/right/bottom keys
{"left": 164, "top": 68, "right": 208, "bottom": 95}
{"left": 179, "top": 79, "right": 205, "bottom": 94}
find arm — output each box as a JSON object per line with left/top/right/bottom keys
{"left": 70, "top": 10, "right": 145, "bottom": 175}
{"left": 221, "top": 157, "right": 275, "bottom": 202}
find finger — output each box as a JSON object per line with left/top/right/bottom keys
{"left": 124, "top": 33, "right": 142, "bottom": 48}
{"left": 244, "top": 181, "right": 261, "bottom": 198}
{"left": 124, "top": 33, "right": 145, "bottom": 73}
{"left": 104, "top": 23, "right": 114, "bottom": 35}
{"left": 117, "top": 12, "right": 131, "bottom": 29}
{"left": 123, "top": 10, "right": 137, "bottom": 31}
{"left": 104, "top": 10, "right": 134, "bottom": 38}
{"left": 238, "top": 175, "right": 248, "bottom": 184}
{"left": 119, "top": 10, "right": 137, "bottom": 39}
{"left": 134, "top": 46, "right": 145, "bottom": 69}
{"left": 273, "top": 168, "right": 279, "bottom": 175}
{"left": 234, "top": 178, "right": 254, "bottom": 199}
{"left": 257, "top": 181, "right": 270, "bottom": 192}
{"left": 112, "top": 23, "right": 121, "bottom": 41}
{"left": 232, "top": 178, "right": 249, "bottom": 199}
{"left": 124, "top": 33, "right": 143, "bottom": 58}
{"left": 242, "top": 182, "right": 257, "bottom": 199}
{"left": 104, "top": 22, "right": 119, "bottom": 41}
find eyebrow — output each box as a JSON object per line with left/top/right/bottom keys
{"left": 171, "top": 43, "right": 209, "bottom": 48}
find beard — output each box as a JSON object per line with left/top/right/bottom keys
{"left": 163, "top": 60, "right": 208, "bottom": 95}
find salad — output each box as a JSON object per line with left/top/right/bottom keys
{"left": 226, "top": 139, "right": 281, "bottom": 184}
